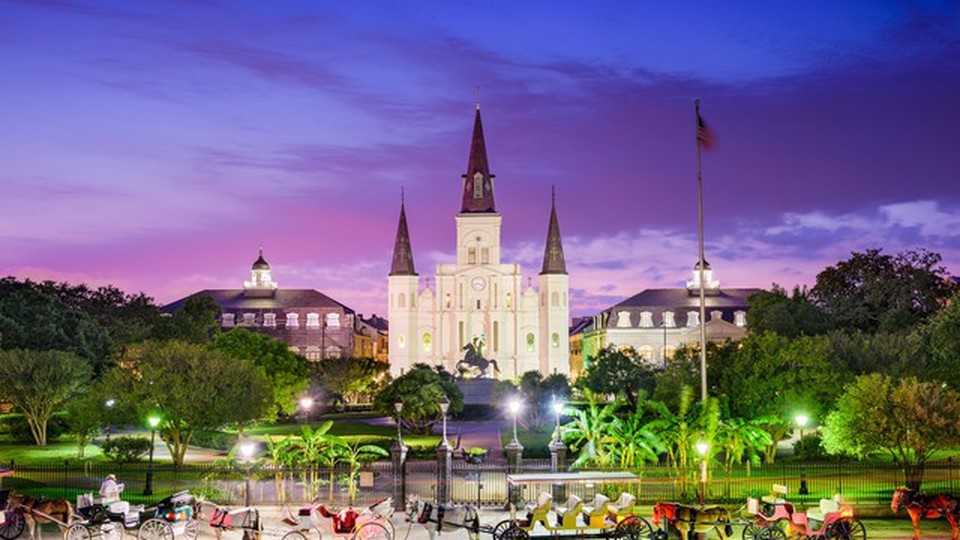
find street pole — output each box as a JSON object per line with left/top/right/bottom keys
{"left": 144, "top": 427, "right": 156, "bottom": 496}
{"left": 695, "top": 99, "right": 708, "bottom": 404}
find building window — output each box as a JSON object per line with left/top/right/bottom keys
{"left": 493, "top": 321, "right": 499, "bottom": 352}
{"left": 526, "top": 333, "right": 535, "bottom": 353}
{"left": 325, "top": 346, "right": 341, "bottom": 359}
{"left": 288, "top": 346, "right": 301, "bottom": 355}
{"left": 663, "top": 311, "right": 675, "bottom": 328}
{"left": 326, "top": 313, "right": 340, "bottom": 328}
{"left": 661, "top": 346, "right": 676, "bottom": 360}
{"left": 616, "top": 311, "right": 632, "bottom": 328}
{"left": 639, "top": 311, "right": 654, "bottom": 328}
{"left": 242, "top": 313, "right": 256, "bottom": 326}
{"left": 687, "top": 311, "right": 700, "bottom": 327}
{"left": 735, "top": 310, "right": 747, "bottom": 327}
{"left": 398, "top": 335, "right": 406, "bottom": 349}
{"left": 422, "top": 333, "right": 432, "bottom": 353}
{"left": 459, "top": 322, "right": 465, "bottom": 348}
{"left": 306, "top": 313, "right": 321, "bottom": 329}
{"left": 263, "top": 313, "right": 276, "bottom": 327}
{"left": 551, "top": 333, "right": 560, "bottom": 348}
{"left": 398, "top": 293, "right": 406, "bottom": 308}
{"left": 445, "top": 293, "right": 452, "bottom": 309}
{"left": 476, "top": 299, "right": 481, "bottom": 310}
{"left": 481, "top": 248, "right": 490, "bottom": 264}
{"left": 506, "top": 293, "right": 512, "bottom": 309}
{"left": 286, "top": 313, "right": 299, "bottom": 329}
{"left": 551, "top": 292, "right": 559, "bottom": 307}
{"left": 638, "top": 345, "right": 654, "bottom": 361}
{"left": 473, "top": 173, "right": 484, "bottom": 198}
{"left": 222, "top": 313, "right": 235, "bottom": 327}
{"left": 305, "top": 346, "right": 321, "bottom": 362}
{"left": 564, "top": 292, "right": 567, "bottom": 306}
{"left": 468, "top": 248, "right": 476, "bottom": 264}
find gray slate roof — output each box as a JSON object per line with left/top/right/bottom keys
{"left": 163, "top": 289, "right": 355, "bottom": 313}
{"left": 600, "top": 287, "right": 761, "bottom": 329}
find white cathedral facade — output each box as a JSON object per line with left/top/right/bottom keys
{"left": 387, "top": 106, "right": 570, "bottom": 379}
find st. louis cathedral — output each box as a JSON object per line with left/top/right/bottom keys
{"left": 387, "top": 106, "right": 570, "bottom": 379}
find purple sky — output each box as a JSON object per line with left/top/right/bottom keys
{"left": 1, "top": 0, "right": 958, "bottom": 317}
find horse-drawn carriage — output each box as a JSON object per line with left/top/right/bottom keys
{"left": 491, "top": 473, "right": 652, "bottom": 540}
{"left": 201, "top": 497, "right": 394, "bottom": 540}
{"left": 740, "top": 485, "right": 865, "bottom": 540}
{"left": 67, "top": 489, "right": 200, "bottom": 540}
{"left": 0, "top": 489, "right": 26, "bottom": 540}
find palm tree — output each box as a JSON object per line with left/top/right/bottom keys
{"left": 560, "top": 392, "right": 618, "bottom": 468}
{"left": 607, "top": 396, "right": 662, "bottom": 469}
{"left": 714, "top": 414, "right": 774, "bottom": 476}
{"left": 278, "top": 422, "right": 340, "bottom": 500}
{"left": 334, "top": 441, "right": 389, "bottom": 503}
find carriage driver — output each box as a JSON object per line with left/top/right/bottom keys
{"left": 99, "top": 474, "right": 122, "bottom": 502}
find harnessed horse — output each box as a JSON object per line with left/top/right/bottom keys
{"left": 404, "top": 496, "right": 480, "bottom": 540}
{"left": 652, "top": 501, "right": 733, "bottom": 540}
{"left": 891, "top": 486, "right": 960, "bottom": 540}
{"left": 8, "top": 491, "right": 73, "bottom": 540}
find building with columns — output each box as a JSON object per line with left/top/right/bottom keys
{"left": 387, "top": 106, "right": 570, "bottom": 379}
{"left": 580, "top": 261, "right": 761, "bottom": 366}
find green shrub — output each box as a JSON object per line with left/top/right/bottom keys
{"left": 793, "top": 433, "right": 827, "bottom": 460}
{"left": 190, "top": 430, "right": 238, "bottom": 451}
{"left": 1, "top": 413, "right": 67, "bottom": 443}
{"left": 102, "top": 436, "right": 153, "bottom": 463}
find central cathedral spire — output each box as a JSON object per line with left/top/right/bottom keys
{"left": 460, "top": 106, "right": 496, "bottom": 213}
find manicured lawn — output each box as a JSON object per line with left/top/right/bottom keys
{"left": 0, "top": 439, "right": 107, "bottom": 464}
{"left": 500, "top": 427, "right": 556, "bottom": 458}
{"left": 243, "top": 420, "right": 440, "bottom": 455}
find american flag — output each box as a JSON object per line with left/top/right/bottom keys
{"left": 697, "top": 113, "right": 716, "bottom": 150}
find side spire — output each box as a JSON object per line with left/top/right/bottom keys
{"left": 540, "top": 186, "right": 567, "bottom": 275}
{"left": 461, "top": 105, "right": 496, "bottom": 213}
{"left": 390, "top": 193, "right": 417, "bottom": 276}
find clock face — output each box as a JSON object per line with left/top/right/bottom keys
{"left": 471, "top": 277, "right": 486, "bottom": 291}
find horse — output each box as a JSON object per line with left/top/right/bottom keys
{"left": 457, "top": 342, "right": 500, "bottom": 379}
{"left": 404, "top": 496, "right": 480, "bottom": 540}
{"left": 891, "top": 486, "right": 960, "bottom": 540}
{"left": 8, "top": 491, "right": 73, "bottom": 540}
{"left": 652, "top": 501, "right": 733, "bottom": 540}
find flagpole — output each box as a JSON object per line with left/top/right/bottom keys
{"left": 696, "top": 99, "right": 707, "bottom": 404}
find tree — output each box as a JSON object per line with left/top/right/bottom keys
{"left": 213, "top": 329, "right": 311, "bottom": 419}
{"left": 822, "top": 374, "right": 960, "bottom": 489}
{"left": 313, "top": 357, "right": 389, "bottom": 406}
{"left": 111, "top": 340, "right": 271, "bottom": 464}
{"left": 0, "top": 349, "right": 91, "bottom": 445}
{"left": 648, "top": 386, "right": 719, "bottom": 470}
{"left": 0, "top": 281, "right": 113, "bottom": 373}
{"left": 811, "top": 248, "right": 955, "bottom": 333}
{"left": 827, "top": 330, "right": 917, "bottom": 377}
{"left": 65, "top": 389, "right": 110, "bottom": 458}
{"left": 577, "top": 347, "right": 655, "bottom": 408}
{"left": 373, "top": 364, "right": 463, "bottom": 435}
{"left": 560, "top": 393, "right": 619, "bottom": 468}
{"left": 335, "top": 441, "right": 389, "bottom": 503}
{"left": 606, "top": 396, "right": 663, "bottom": 469}
{"left": 154, "top": 296, "right": 221, "bottom": 343}
{"left": 714, "top": 401, "right": 773, "bottom": 475}
{"left": 746, "top": 285, "right": 828, "bottom": 337}
{"left": 515, "top": 371, "right": 571, "bottom": 428}
{"left": 915, "top": 292, "right": 960, "bottom": 390}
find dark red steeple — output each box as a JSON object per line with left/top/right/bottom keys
{"left": 460, "top": 106, "right": 496, "bottom": 213}
{"left": 540, "top": 188, "right": 567, "bottom": 275}
{"left": 389, "top": 198, "right": 417, "bottom": 276}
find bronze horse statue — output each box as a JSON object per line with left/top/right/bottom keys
{"left": 456, "top": 340, "right": 500, "bottom": 378}
{"left": 892, "top": 486, "right": 960, "bottom": 540}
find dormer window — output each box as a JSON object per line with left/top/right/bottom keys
{"left": 306, "top": 313, "right": 321, "bottom": 329}
{"left": 242, "top": 313, "right": 256, "bottom": 326}
{"left": 663, "top": 311, "right": 676, "bottom": 328}
{"left": 286, "top": 313, "right": 299, "bottom": 328}
{"left": 734, "top": 310, "right": 747, "bottom": 327}
{"left": 473, "top": 172, "right": 484, "bottom": 199}
{"left": 222, "top": 313, "right": 235, "bottom": 327}
{"left": 616, "top": 311, "right": 632, "bottom": 328}
{"left": 639, "top": 311, "right": 654, "bottom": 328}
{"left": 263, "top": 313, "right": 276, "bottom": 327}
{"left": 687, "top": 311, "right": 700, "bottom": 327}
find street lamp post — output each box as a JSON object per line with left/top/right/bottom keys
{"left": 143, "top": 416, "right": 161, "bottom": 496}
{"left": 695, "top": 441, "right": 709, "bottom": 506}
{"left": 505, "top": 398, "right": 524, "bottom": 509}
{"left": 439, "top": 395, "right": 450, "bottom": 446}
{"left": 548, "top": 398, "right": 567, "bottom": 501}
{"left": 240, "top": 442, "right": 256, "bottom": 506}
{"left": 507, "top": 398, "right": 522, "bottom": 446}
{"left": 437, "top": 394, "right": 452, "bottom": 504}
{"left": 299, "top": 397, "right": 314, "bottom": 425}
{"left": 390, "top": 396, "right": 407, "bottom": 511}
{"left": 104, "top": 399, "right": 116, "bottom": 443}
{"left": 796, "top": 414, "right": 810, "bottom": 495}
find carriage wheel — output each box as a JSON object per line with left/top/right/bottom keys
{"left": 741, "top": 523, "right": 760, "bottom": 540}
{"left": 0, "top": 510, "right": 25, "bottom": 540}
{"left": 98, "top": 522, "right": 123, "bottom": 540}
{"left": 137, "top": 519, "right": 173, "bottom": 540}
{"left": 615, "top": 517, "right": 654, "bottom": 540}
{"left": 65, "top": 524, "right": 93, "bottom": 540}
{"left": 648, "top": 530, "right": 668, "bottom": 540}
{"left": 182, "top": 520, "right": 199, "bottom": 540}
{"left": 281, "top": 531, "right": 308, "bottom": 540}
{"left": 756, "top": 526, "right": 786, "bottom": 540}
{"left": 352, "top": 522, "right": 390, "bottom": 540}
{"left": 499, "top": 524, "right": 528, "bottom": 540}
{"left": 826, "top": 519, "right": 866, "bottom": 540}
{"left": 491, "top": 520, "right": 513, "bottom": 540}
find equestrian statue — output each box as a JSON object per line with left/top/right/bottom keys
{"left": 456, "top": 336, "right": 500, "bottom": 379}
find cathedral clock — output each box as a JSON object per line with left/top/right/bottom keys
{"left": 471, "top": 277, "right": 486, "bottom": 291}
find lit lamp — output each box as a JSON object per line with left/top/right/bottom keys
{"left": 796, "top": 414, "right": 810, "bottom": 495}
{"left": 695, "top": 441, "right": 710, "bottom": 506}
{"left": 507, "top": 398, "right": 522, "bottom": 446}
{"left": 143, "top": 415, "right": 161, "bottom": 495}
{"left": 439, "top": 395, "right": 451, "bottom": 447}
{"left": 551, "top": 399, "right": 564, "bottom": 443}
{"left": 239, "top": 442, "right": 256, "bottom": 506}
{"left": 299, "top": 397, "right": 314, "bottom": 424}
{"left": 394, "top": 395, "right": 404, "bottom": 443}
{"left": 104, "top": 399, "right": 116, "bottom": 442}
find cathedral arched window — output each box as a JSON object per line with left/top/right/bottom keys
{"left": 422, "top": 333, "right": 432, "bottom": 353}
{"left": 398, "top": 335, "right": 406, "bottom": 349}
{"left": 551, "top": 292, "right": 559, "bottom": 307}
{"left": 473, "top": 173, "right": 484, "bottom": 198}
{"left": 445, "top": 293, "right": 452, "bottom": 309}
{"left": 506, "top": 293, "right": 513, "bottom": 309}
{"left": 468, "top": 248, "right": 476, "bottom": 264}
{"left": 551, "top": 333, "right": 560, "bottom": 348}
{"left": 526, "top": 333, "right": 535, "bottom": 353}
{"left": 481, "top": 248, "right": 490, "bottom": 264}
{"left": 398, "top": 293, "right": 406, "bottom": 308}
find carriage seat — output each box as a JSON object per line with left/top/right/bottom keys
{"left": 524, "top": 493, "right": 553, "bottom": 527}
{"left": 807, "top": 496, "right": 842, "bottom": 522}
{"left": 281, "top": 505, "right": 302, "bottom": 527}
{"left": 555, "top": 496, "right": 583, "bottom": 528}
{"left": 525, "top": 492, "right": 553, "bottom": 514}
{"left": 609, "top": 493, "right": 635, "bottom": 517}
{"left": 583, "top": 494, "right": 610, "bottom": 527}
